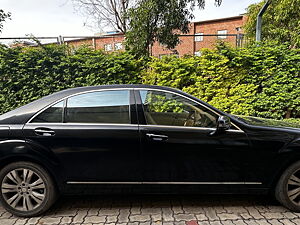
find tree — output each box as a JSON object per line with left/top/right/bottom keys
{"left": 125, "top": 0, "right": 222, "bottom": 57}
{"left": 0, "top": 9, "right": 11, "bottom": 33}
{"left": 72, "top": 0, "right": 137, "bottom": 33}
{"left": 244, "top": 0, "right": 300, "bottom": 48}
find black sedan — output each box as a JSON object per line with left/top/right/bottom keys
{"left": 0, "top": 84, "right": 300, "bottom": 217}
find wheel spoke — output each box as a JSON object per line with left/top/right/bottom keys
{"left": 288, "top": 187, "right": 300, "bottom": 200}
{"left": 24, "top": 195, "right": 34, "bottom": 211}
{"left": 31, "top": 183, "right": 45, "bottom": 190}
{"left": 29, "top": 178, "right": 43, "bottom": 187}
{"left": 1, "top": 183, "right": 18, "bottom": 193}
{"left": 7, "top": 193, "right": 21, "bottom": 207}
{"left": 289, "top": 175, "right": 300, "bottom": 186}
{"left": 30, "top": 191, "right": 44, "bottom": 204}
{"left": 7, "top": 170, "right": 21, "bottom": 184}
{"left": 23, "top": 169, "right": 33, "bottom": 184}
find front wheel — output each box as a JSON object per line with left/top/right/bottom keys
{"left": 275, "top": 161, "right": 300, "bottom": 212}
{"left": 0, "top": 161, "right": 57, "bottom": 217}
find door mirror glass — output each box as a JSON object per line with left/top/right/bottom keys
{"left": 217, "top": 116, "right": 231, "bottom": 130}
{"left": 209, "top": 116, "right": 231, "bottom": 136}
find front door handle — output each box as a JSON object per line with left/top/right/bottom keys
{"left": 146, "top": 133, "right": 168, "bottom": 141}
{"left": 34, "top": 128, "right": 55, "bottom": 137}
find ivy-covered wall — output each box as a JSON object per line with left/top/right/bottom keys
{"left": 0, "top": 42, "right": 299, "bottom": 120}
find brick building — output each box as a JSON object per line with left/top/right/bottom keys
{"left": 65, "top": 15, "right": 246, "bottom": 57}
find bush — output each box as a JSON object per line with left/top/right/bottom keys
{"left": 142, "top": 42, "right": 300, "bottom": 120}
{"left": 0, "top": 42, "right": 299, "bottom": 120}
{"left": 0, "top": 45, "right": 144, "bottom": 114}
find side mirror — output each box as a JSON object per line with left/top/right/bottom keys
{"left": 209, "top": 116, "right": 231, "bottom": 136}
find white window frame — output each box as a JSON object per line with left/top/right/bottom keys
{"left": 104, "top": 44, "right": 113, "bottom": 52}
{"left": 114, "top": 42, "right": 123, "bottom": 51}
{"left": 194, "top": 33, "right": 204, "bottom": 42}
{"left": 217, "top": 30, "right": 227, "bottom": 39}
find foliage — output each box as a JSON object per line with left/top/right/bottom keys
{"left": 0, "top": 9, "right": 11, "bottom": 33}
{"left": 0, "top": 45, "right": 144, "bottom": 114}
{"left": 244, "top": 0, "right": 300, "bottom": 48}
{"left": 126, "top": 0, "right": 222, "bottom": 57}
{"left": 0, "top": 42, "right": 299, "bottom": 121}
{"left": 141, "top": 42, "right": 300, "bottom": 119}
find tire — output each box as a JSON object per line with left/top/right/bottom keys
{"left": 275, "top": 160, "right": 300, "bottom": 212}
{"left": 0, "top": 161, "right": 57, "bottom": 217}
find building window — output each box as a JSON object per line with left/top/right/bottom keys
{"left": 114, "top": 42, "right": 123, "bottom": 50}
{"left": 194, "top": 33, "right": 204, "bottom": 42}
{"left": 217, "top": 30, "right": 227, "bottom": 39}
{"left": 104, "top": 44, "right": 113, "bottom": 52}
{"left": 194, "top": 51, "right": 201, "bottom": 57}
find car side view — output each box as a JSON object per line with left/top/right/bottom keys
{"left": 0, "top": 84, "right": 300, "bottom": 217}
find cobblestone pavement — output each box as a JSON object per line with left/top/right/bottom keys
{"left": 1, "top": 195, "right": 300, "bottom": 225}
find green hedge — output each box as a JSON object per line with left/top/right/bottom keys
{"left": 142, "top": 42, "right": 300, "bottom": 120}
{"left": 0, "top": 42, "right": 299, "bottom": 121}
{"left": 0, "top": 45, "right": 144, "bottom": 113}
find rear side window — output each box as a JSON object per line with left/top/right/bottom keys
{"left": 66, "top": 90, "right": 130, "bottom": 124}
{"left": 31, "top": 101, "right": 64, "bottom": 123}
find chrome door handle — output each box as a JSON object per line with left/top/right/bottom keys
{"left": 34, "top": 128, "right": 55, "bottom": 136}
{"left": 146, "top": 133, "right": 168, "bottom": 141}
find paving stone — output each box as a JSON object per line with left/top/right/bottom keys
{"left": 26, "top": 217, "right": 40, "bottom": 225}
{"left": 99, "top": 209, "right": 119, "bottom": 216}
{"left": 73, "top": 209, "right": 88, "bottom": 223}
{"left": 279, "top": 219, "right": 296, "bottom": 225}
{"left": 151, "top": 213, "right": 162, "bottom": 221}
{"left": 106, "top": 215, "right": 118, "bottom": 223}
{"left": 38, "top": 217, "right": 61, "bottom": 225}
{"left": 84, "top": 215, "right": 106, "bottom": 223}
{"left": 196, "top": 213, "right": 208, "bottom": 221}
{"left": 0, "top": 218, "right": 16, "bottom": 225}
{"left": 246, "top": 207, "right": 264, "bottom": 219}
{"left": 261, "top": 212, "right": 285, "bottom": 220}
{"left": 142, "top": 207, "right": 162, "bottom": 215}
{"left": 60, "top": 216, "right": 73, "bottom": 224}
{"left": 174, "top": 213, "right": 196, "bottom": 221}
{"left": 254, "top": 219, "right": 272, "bottom": 225}
{"left": 222, "top": 221, "right": 236, "bottom": 225}
{"left": 14, "top": 218, "right": 28, "bottom": 225}
{"left": 162, "top": 208, "right": 174, "bottom": 222}
{"left": 209, "top": 221, "right": 223, "bottom": 225}
{"left": 218, "top": 213, "right": 241, "bottom": 220}
{"left": 118, "top": 209, "right": 130, "bottom": 223}
{"left": 233, "top": 220, "right": 248, "bottom": 225}
{"left": 204, "top": 207, "right": 219, "bottom": 221}
{"left": 266, "top": 219, "right": 284, "bottom": 225}
{"left": 129, "top": 214, "right": 151, "bottom": 222}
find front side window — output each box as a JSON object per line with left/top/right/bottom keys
{"left": 66, "top": 90, "right": 130, "bottom": 124}
{"left": 31, "top": 101, "right": 64, "bottom": 123}
{"left": 140, "top": 90, "right": 217, "bottom": 128}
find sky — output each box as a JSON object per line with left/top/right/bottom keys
{"left": 0, "top": 0, "right": 261, "bottom": 37}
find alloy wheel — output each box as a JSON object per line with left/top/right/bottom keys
{"left": 1, "top": 168, "right": 46, "bottom": 211}
{"left": 287, "top": 169, "right": 300, "bottom": 205}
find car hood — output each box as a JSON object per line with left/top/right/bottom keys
{"left": 232, "top": 115, "right": 300, "bottom": 130}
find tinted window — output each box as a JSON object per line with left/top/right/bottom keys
{"left": 140, "top": 90, "right": 217, "bottom": 128}
{"left": 66, "top": 90, "right": 130, "bottom": 124}
{"left": 31, "top": 101, "right": 64, "bottom": 123}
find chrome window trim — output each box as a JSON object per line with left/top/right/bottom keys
{"left": 134, "top": 88, "right": 244, "bottom": 132}
{"left": 67, "top": 181, "right": 262, "bottom": 185}
{"left": 26, "top": 88, "right": 133, "bottom": 124}
{"left": 139, "top": 124, "right": 244, "bottom": 133}
{"left": 25, "top": 123, "right": 139, "bottom": 127}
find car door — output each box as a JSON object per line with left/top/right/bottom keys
{"left": 136, "top": 89, "right": 250, "bottom": 183}
{"left": 23, "top": 89, "right": 141, "bottom": 182}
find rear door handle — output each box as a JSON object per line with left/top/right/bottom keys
{"left": 34, "top": 128, "right": 55, "bottom": 136}
{"left": 146, "top": 133, "right": 168, "bottom": 141}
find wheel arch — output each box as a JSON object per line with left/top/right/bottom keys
{"left": 0, "top": 140, "right": 64, "bottom": 192}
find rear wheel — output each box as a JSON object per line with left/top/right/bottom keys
{"left": 0, "top": 162, "right": 57, "bottom": 217}
{"left": 275, "top": 161, "right": 300, "bottom": 212}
